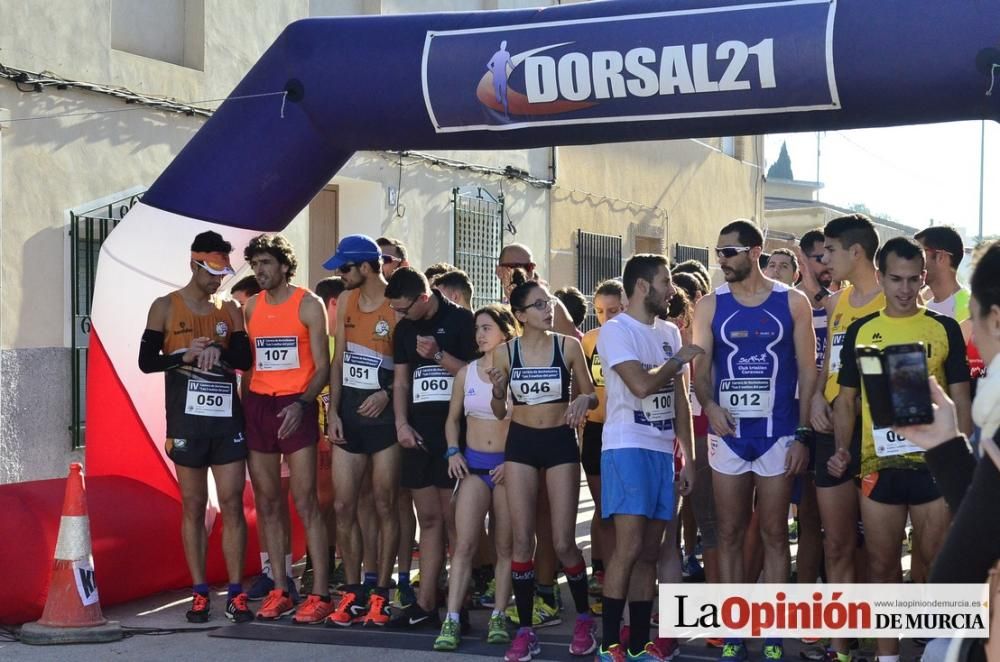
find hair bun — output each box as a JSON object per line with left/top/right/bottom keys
{"left": 510, "top": 268, "right": 528, "bottom": 287}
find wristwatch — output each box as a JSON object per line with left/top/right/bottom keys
{"left": 444, "top": 446, "right": 461, "bottom": 459}
{"left": 433, "top": 350, "right": 444, "bottom": 362}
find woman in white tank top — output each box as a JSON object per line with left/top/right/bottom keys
{"left": 433, "top": 305, "right": 516, "bottom": 652}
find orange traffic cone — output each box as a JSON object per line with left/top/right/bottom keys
{"left": 21, "top": 463, "right": 122, "bottom": 644}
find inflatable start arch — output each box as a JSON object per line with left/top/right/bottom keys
{"left": 4, "top": 0, "right": 999, "bottom": 623}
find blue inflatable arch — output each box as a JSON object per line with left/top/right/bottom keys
{"left": 82, "top": 0, "right": 999, "bottom": 593}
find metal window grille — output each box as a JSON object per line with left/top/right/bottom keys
{"left": 453, "top": 187, "right": 504, "bottom": 311}
{"left": 69, "top": 192, "right": 143, "bottom": 449}
{"left": 577, "top": 230, "right": 622, "bottom": 332}
{"left": 674, "top": 243, "right": 710, "bottom": 269}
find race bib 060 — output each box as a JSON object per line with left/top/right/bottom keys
{"left": 511, "top": 367, "right": 562, "bottom": 405}
{"left": 719, "top": 378, "right": 773, "bottom": 417}
{"left": 255, "top": 336, "right": 299, "bottom": 371}
{"left": 343, "top": 351, "right": 382, "bottom": 390}
{"left": 412, "top": 365, "right": 454, "bottom": 403}
{"left": 184, "top": 381, "right": 233, "bottom": 417}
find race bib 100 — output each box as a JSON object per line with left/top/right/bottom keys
{"left": 719, "top": 378, "right": 773, "bottom": 417}
{"left": 511, "top": 367, "right": 562, "bottom": 405}
{"left": 343, "top": 351, "right": 382, "bottom": 390}
{"left": 184, "top": 381, "right": 233, "bottom": 417}
{"left": 412, "top": 365, "right": 454, "bottom": 403}
{"left": 255, "top": 336, "right": 299, "bottom": 371}
{"left": 640, "top": 389, "right": 675, "bottom": 422}
{"left": 873, "top": 427, "right": 924, "bottom": 457}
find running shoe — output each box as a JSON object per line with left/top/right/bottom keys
{"left": 326, "top": 588, "right": 367, "bottom": 626}
{"left": 588, "top": 570, "right": 605, "bottom": 596}
{"left": 789, "top": 520, "right": 800, "bottom": 544}
{"left": 246, "top": 573, "right": 274, "bottom": 601}
{"left": 505, "top": 596, "right": 561, "bottom": 628}
{"left": 682, "top": 554, "right": 705, "bottom": 582}
{"left": 478, "top": 577, "right": 497, "bottom": 608}
{"left": 630, "top": 641, "right": 675, "bottom": 661}
{"left": 293, "top": 594, "right": 333, "bottom": 624}
{"left": 595, "top": 644, "right": 628, "bottom": 662}
{"left": 569, "top": 613, "right": 598, "bottom": 656}
{"left": 720, "top": 641, "right": 749, "bottom": 662}
{"left": 363, "top": 591, "right": 392, "bottom": 627}
{"left": 651, "top": 637, "right": 679, "bottom": 660}
{"left": 394, "top": 583, "right": 417, "bottom": 608}
{"left": 706, "top": 638, "right": 725, "bottom": 648}
{"left": 256, "top": 589, "right": 295, "bottom": 620}
{"left": 330, "top": 561, "right": 346, "bottom": 589}
{"left": 505, "top": 627, "right": 541, "bottom": 662}
{"left": 186, "top": 593, "right": 210, "bottom": 623}
{"left": 225, "top": 592, "right": 253, "bottom": 623}
{"left": 590, "top": 596, "right": 603, "bottom": 616}
{"left": 433, "top": 617, "right": 461, "bottom": 651}
{"left": 286, "top": 576, "right": 301, "bottom": 605}
{"left": 800, "top": 638, "right": 822, "bottom": 645}
{"left": 762, "top": 639, "right": 785, "bottom": 661}
{"left": 487, "top": 612, "right": 510, "bottom": 644}
{"left": 387, "top": 602, "right": 440, "bottom": 629}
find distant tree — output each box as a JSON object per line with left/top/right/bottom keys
{"left": 767, "top": 142, "right": 794, "bottom": 180}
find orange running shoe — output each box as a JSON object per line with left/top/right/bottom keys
{"left": 706, "top": 638, "right": 725, "bottom": 648}
{"left": 326, "top": 590, "right": 367, "bottom": 627}
{"left": 362, "top": 591, "right": 391, "bottom": 627}
{"left": 186, "top": 592, "right": 210, "bottom": 623}
{"left": 293, "top": 594, "right": 334, "bottom": 624}
{"left": 256, "top": 589, "right": 295, "bottom": 620}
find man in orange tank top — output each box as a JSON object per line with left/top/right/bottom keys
{"left": 325, "top": 235, "right": 402, "bottom": 626}
{"left": 138, "top": 231, "right": 253, "bottom": 624}
{"left": 242, "top": 234, "right": 333, "bottom": 624}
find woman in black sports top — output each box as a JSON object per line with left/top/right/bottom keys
{"left": 487, "top": 271, "right": 599, "bottom": 660}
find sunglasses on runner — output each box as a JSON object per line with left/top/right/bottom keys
{"left": 715, "top": 246, "right": 753, "bottom": 259}
{"left": 337, "top": 263, "right": 357, "bottom": 274}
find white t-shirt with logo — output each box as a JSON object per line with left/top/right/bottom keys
{"left": 597, "top": 313, "right": 685, "bottom": 454}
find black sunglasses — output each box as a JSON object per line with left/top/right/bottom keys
{"left": 337, "top": 263, "right": 357, "bottom": 275}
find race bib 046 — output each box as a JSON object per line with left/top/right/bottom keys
{"left": 412, "top": 365, "right": 454, "bottom": 403}
{"left": 511, "top": 367, "right": 562, "bottom": 405}
{"left": 255, "top": 336, "right": 300, "bottom": 371}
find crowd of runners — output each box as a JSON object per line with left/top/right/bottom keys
{"left": 139, "top": 214, "right": 997, "bottom": 662}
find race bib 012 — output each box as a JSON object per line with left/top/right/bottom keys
{"left": 719, "top": 378, "right": 774, "bottom": 418}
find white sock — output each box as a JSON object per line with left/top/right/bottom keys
{"left": 877, "top": 656, "right": 900, "bottom": 662}
{"left": 285, "top": 553, "right": 293, "bottom": 577}
{"left": 447, "top": 611, "right": 461, "bottom": 623}
{"left": 492, "top": 609, "right": 503, "bottom": 618}
{"left": 260, "top": 553, "right": 272, "bottom": 578}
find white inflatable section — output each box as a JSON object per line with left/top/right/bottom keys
{"left": 90, "top": 202, "right": 261, "bottom": 480}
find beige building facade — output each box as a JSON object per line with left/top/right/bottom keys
{"left": 1, "top": 0, "right": 765, "bottom": 483}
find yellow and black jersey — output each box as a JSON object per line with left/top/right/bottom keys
{"left": 581, "top": 327, "right": 606, "bottom": 423}
{"left": 838, "top": 307, "right": 969, "bottom": 476}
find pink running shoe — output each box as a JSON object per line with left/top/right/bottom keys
{"left": 505, "top": 627, "right": 541, "bottom": 662}
{"left": 652, "top": 637, "right": 679, "bottom": 660}
{"left": 569, "top": 613, "right": 598, "bottom": 656}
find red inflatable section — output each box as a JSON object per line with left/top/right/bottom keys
{"left": 0, "top": 331, "right": 303, "bottom": 625}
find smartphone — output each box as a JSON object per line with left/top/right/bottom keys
{"left": 855, "top": 346, "right": 894, "bottom": 429}
{"left": 884, "top": 343, "right": 934, "bottom": 426}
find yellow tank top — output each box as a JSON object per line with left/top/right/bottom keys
{"left": 582, "top": 327, "right": 606, "bottom": 423}
{"left": 823, "top": 285, "right": 885, "bottom": 401}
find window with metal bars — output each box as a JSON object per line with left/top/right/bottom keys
{"left": 674, "top": 243, "right": 710, "bottom": 270}
{"left": 69, "top": 192, "right": 143, "bottom": 449}
{"left": 577, "top": 230, "right": 622, "bottom": 332}
{"left": 452, "top": 187, "right": 504, "bottom": 311}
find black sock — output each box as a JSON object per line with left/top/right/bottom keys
{"left": 592, "top": 558, "right": 604, "bottom": 574}
{"left": 602, "top": 597, "right": 626, "bottom": 650}
{"left": 629, "top": 600, "right": 653, "bottom": 655}
{"left": 537, "top": 584, "right": 556, "bottom": 608}
{"left": 511, "top": 560, "right": 535, "bottom": 628}
{"left": 563, "top": 562, "right": 590, "bottom": 614}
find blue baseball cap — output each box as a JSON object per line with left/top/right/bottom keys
{"left": 323, "top": 234, "right": 382, "bottom": 271}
